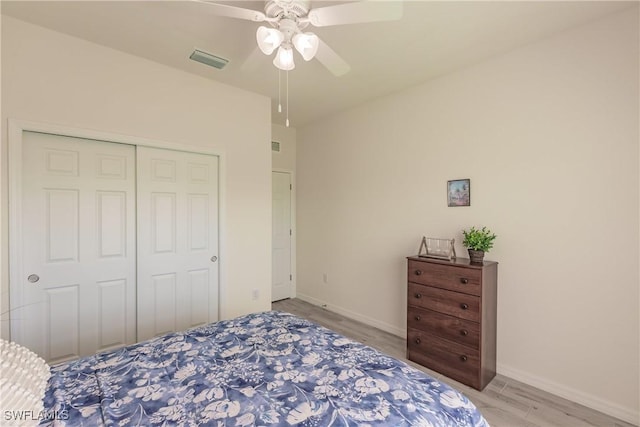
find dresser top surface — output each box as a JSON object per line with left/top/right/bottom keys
{"left": 407, "top": 255, "right": 498, "bottom": 268}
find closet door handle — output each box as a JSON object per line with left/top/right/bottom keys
{"left": 210, "top": 256, "right": 218, "bottom": 262}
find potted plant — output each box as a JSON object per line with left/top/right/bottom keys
{"left": 462, "top": 226, "right": 497, "bottom": 264}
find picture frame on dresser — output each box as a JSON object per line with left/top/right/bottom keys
{"left": 406, "top": 255, "right": 498, "bottom": 390}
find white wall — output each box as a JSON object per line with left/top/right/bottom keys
{"left": 0, "top": 16, "right": 273, "bottom": 338}
{"left": 297, "top": 9, "right": 639, "bottom": 424}
{"left": 272, "top": 124, "right": 296, "bottom": 172}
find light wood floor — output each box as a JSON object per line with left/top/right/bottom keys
{"left": 273, "top": 298, "right": 637, "bottom": 427}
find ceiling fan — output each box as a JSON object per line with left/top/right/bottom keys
{"left": 195, "top": 0, "right": 404, "bottom": 76}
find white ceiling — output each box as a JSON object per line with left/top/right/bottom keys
{"left": 2, "top": 1, "right": 635, "bottom": 127}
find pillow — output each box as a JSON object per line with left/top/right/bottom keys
{"left": 0, "top": 339, "right": 51, "bottom": 426}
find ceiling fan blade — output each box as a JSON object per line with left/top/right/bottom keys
{"left": 308, "top": 1, "right": 403, "bottom": 27}
{"left": 193, "top": 1, "right": 266, "bottom": 22}
{"left": 315, "top": 39, "right": 350, "bottom": 77}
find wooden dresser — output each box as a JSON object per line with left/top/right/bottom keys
{"left": 406, "top": 256, "right": 498, "bottom": 390}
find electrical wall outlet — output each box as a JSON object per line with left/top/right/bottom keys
{"left": 322, "top": 273, "right": 328, "bottom": 284}
{"left": 252, "top": 289, "right": 260, "bottom": 300}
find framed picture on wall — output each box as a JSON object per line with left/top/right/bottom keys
{"left": 447, "top": 179, "right": 470, "bottom": 207}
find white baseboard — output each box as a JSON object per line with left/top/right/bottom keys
{"left": 497, "top": 363, "right": 639, "bottom": 426}
{"left": 296, "top": 293, "right": 406, "bottom": 337}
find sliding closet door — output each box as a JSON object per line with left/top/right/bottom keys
{"left": 18, "top": 132, "right": 136, "bottom": 363}
{"left": 136, "top": 146, "right": 219, "bottom": 341}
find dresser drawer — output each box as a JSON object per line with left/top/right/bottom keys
{"left": 407, "top": 330, "right": 481, "bottom": 389}
{"left": 407, "top": 306, "right": 480, "bottom": 349}
{"left": 408, "top": 282, "right": 480, "bottom": 322}
{"left": 408, "top": 260, "right": 481, "bottom": 296}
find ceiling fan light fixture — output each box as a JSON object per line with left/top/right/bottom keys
{"left": 200, "top": 0, "right": 404, "bottom": 128}
{"left": 256, "top": 26, "right": 284, "bottom": 55}
{"left": 292, "top": 32, "right": 319, "bottom": 61}
{"left": 273, "top": 45, "right": 295, "bottom": 71}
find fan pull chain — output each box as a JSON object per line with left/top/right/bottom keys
{"left": 278, "top": 69, "right": 282, "bottom": 113}
{"left": 286, "top": 70, "right": 290, "bottom": 127}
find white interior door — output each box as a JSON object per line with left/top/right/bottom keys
{"left": 136, "top": 146, "right": 219, "bottom": 341}
{"left": 18, "top": 132, "right": 136, "bottom": 363}
{"left": 272, "top": 171, "right": 292, "bottom": 301}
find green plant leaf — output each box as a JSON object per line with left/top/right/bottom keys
{"left": 462, "top": 226, "right": 497, "bottom": 252}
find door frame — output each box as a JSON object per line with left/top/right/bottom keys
{"left": 272, "top": 168, "right": 296, "bottom": 300}
{"left": 7, "top": 118, "right": 226, "bottom": 343}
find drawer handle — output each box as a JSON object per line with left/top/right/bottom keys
{"left": 460, "top": 303, "right": 469, "bottom": 310}
{"left": 460, "top": 355, "right": 468, "bottom": 362}
{"left": 460, "top": 278, "right": 469, "bottom": 284}
{"left": 415, "top": 270, "right": 422, "bottom": 276}
{"left": 414, "top": 315, "right": 421, "bottom": 321}
{"left": 460, "top": 329, "right": 468, "bottom": 336}
{"left": 414, "top": 293, "right": 422, "bottom": 299}
{"left": 415, "top": 338, "right": 421, "bottom": 345}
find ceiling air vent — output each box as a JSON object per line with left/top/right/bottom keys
{"left": 189, "top": 49, "right": 229, "bottom": 70}
{"left": 271, "top": 141, "right": 281, "bottom": 152}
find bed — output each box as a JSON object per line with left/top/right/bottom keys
{"left": 41, "top": 311, "right": 489, "bottom": 426}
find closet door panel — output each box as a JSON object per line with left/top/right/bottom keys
{"left": 137, "top": 146, "right": 219, "bottom": 341}
{"left": 18, "top": 132, "right": 136, "bottom": 363}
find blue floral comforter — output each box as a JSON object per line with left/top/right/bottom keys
{"left": 42, "top": 311, "right": 489, "bottom": 426}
